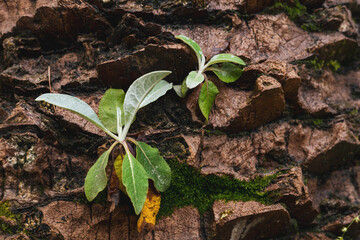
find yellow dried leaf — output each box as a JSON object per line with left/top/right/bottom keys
{"left": 137, "top": 184, "right": 161, "bottom": 232}
{"left": 114, "top": 154, "right": 127, "bottom": 194}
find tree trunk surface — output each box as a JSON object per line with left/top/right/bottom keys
{"left": 0, "top": 0, "right": 360, "bottom": 239}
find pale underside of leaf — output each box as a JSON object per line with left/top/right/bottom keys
{"left": 35, "top": 93, "right": 106, "bottom": 131}
{"left": 173, "top": 85, "right": 183, "bottom": 98}
{"left": 140, "top": 80, "right": 173, "bottom": 108}
{"left": 122, "top": 71, "right": 171, "bottom": 140}
{"left": 186, "top": 71, "right": 205, "bottom": 89}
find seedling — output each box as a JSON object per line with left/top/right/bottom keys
{"left": 36, "top": 71, "right": 173, "bottom": 215}
{"left": 173, "top": 35, "right": 246, "bottom": 121}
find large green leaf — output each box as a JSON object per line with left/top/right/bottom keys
{"left": 205, "top": 53, "right": 245, "bottom": 68}
{"left": 136, "top": 141, "right": 171, "bottom": 192}
{"left": 175, "top": 35, "right": 205, "bottom": 67}
{"left": 84, "top": 146, "right": 113, "bottom": 201}
{"left": 122, "top": 71, "right": 172, "bottom": 140}
{"left": 35, "top": 93, "right": 106, "bottom": 131}
{"left": 210, "top": 63, "right": 243, "bottom": 83}
{"left": 98, "top": 88, "right": 125, "bottom": 133}
{"left": 198, "top": 80, "right": 219, "bottom": 121}
{"left": 186, "top": 71, "right": 205, "bottom": 89}
{"left": 122, "top": 152, "right": 149, "bottom": 215}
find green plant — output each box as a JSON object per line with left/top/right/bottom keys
{"left": 173, "top": 35, "right": 246, "bottom": 121}
{"left": 36, "top": 71, "right": 173, "bottom": 215}
{"left": 337, "top": 215, "right": 360, "bottom": 240}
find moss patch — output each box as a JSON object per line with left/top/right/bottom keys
{"left": 158, "top": 159, "right": 280, "bottom": 217}
{"left": 265, "top": 0, "right": 321, "bottom": 32}
{"left": 272, "top": 0, "right": 306, "bottom": 19}
{"left": 310, "top": 58, "right": 341, "bottom": 72}
{"left": 0, "top": 201, "right": 22, "bottom": 234}
{"left": 0, "top": 202, "right": 18, "bottom": 221}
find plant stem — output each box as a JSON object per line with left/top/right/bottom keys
{"left": 340, "top": 214, "right": 360, "bottom": 239}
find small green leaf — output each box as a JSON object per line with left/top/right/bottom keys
{"left": 136, "top": 141, "right": 171, "bottom": 192}
{"left": 122, "top": 152, "right": 149, "bottom": 215}
{"left": 35, "top": 93, "right": 107, "bottom": 131}
{"left": 173, "top": 85, "right": 183, "bottom": 97}
{"left": 175, "top": 35, "right": 205, "bottom": 67}
{"left": 186, "top": 71, "right": 205, "bottom": 89}
{"left": 84, "top": 148, "right": 113, "bottom": 201}
{"left": 181, "top": 78, "right": 189, "bottom": 96}
{"left": 206, "top": 53, "right": 245, "bottom": 67}
{"left": 122, "top": 70, "right": 172, "bottom": 140}
{"left": 198, "top": 80, "right": 219, "bottom": 121}
{"left": 210, "top": 63, "right": 243, "bottom": 83}
{"left": 173, "top": 79, "right": 188, "bottom": 98}
{"left": 98, "top": 88, "right": 125, "bottom": 133}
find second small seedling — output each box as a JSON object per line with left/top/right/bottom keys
{"left": 174, "top": 35, "right": 246, "bottom": 121}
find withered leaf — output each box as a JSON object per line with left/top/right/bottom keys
{"left": 137, "top": 182, "right": 161, "bottom": 232}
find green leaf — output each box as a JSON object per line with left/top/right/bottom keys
{"left": 186, "top": 71, "right": 205, "bottom": 89}
{"left": 122, "top": 152, "right": 149, "bottom": 215}
{"left": 210, "top": 63, "right": 243, "bottom": 83}
{"left": 173, "top": 85, "right": 183, "bottom": 97}
{"left": 136, "top": 141, "right": 171, "bottom": 192}
{"left": 35, "top": 93, "right": 107, "bottom": 131}
{"left": 181, "top": 78, "right": 189, "bottom": 96}
{"left": 173, "top": 79, "right": 188, "bottom": 98}
{"left": 205, "top": 53, "right": 245, "bottom": 68}
{"left": 84, "top": 148, "right": 113, "bottom": 201}
{"left": 198, "top": 80, "right": 219, "bottom": 121}
{"left": 175, "top": 35, "right": 205, "bottom": 67}
{"left": 98, "top": 88, "right": 125, "bottom": 133}
{"left": 122, "top": 71, "right": 172, "bottom": 140}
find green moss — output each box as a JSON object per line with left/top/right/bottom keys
{"left": 0, "top": 201, "right": 22, "bottom": 234}
{"left": 266, "top": 0, "right": 322, "bottom": 32}
{"left": 327, "top": 60, "right": 341, "bottom": 72}
{"left": 305, "top": 57, "right": 341, "bottom": 72}
{"left": 158, "top": 159, "right": 280, "bottom": 217}
{"left": 0, "top": 224, "right": 13, "bottom": 234}
{"left": 0, "top": 202, "right": 18, "bottom": 221}
{"left": 301, "top": 23, "right": 319, "bottom": 32}
{"left": 271, "top": 0, "right": 306, "bottom": 20}
{"left": 350, "top": 109, "right": 358, "bottom": 116}
{"left": 313, "top": 119, "right": 323, "bottom": 126}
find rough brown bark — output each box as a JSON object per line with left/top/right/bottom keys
{"left": 1, "top": 0, "right": 360, "bottom": 239}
